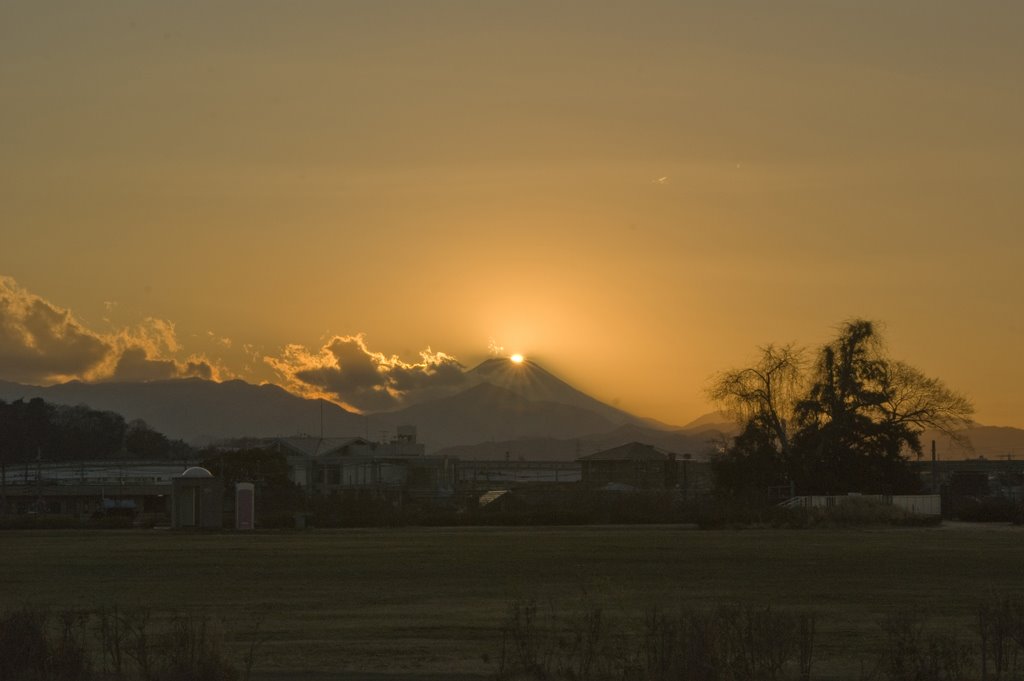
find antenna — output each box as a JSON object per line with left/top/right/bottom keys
{"left": 319, "top": 398, "right": 324, "bottom": 440}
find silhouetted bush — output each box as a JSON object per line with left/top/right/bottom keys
{"left": 493, "top": 599, "right": 817, "bottom": 681}
{"left": 490, "top": 593, "right": 1024, "bottom": 680}
{"left": 695, "top": 499, "right": 804, "bottom": 529}
{"left": 160, "top": 614, "right": 238, "bottom": 681}
{"left": 86, "top": 515, "right": 135, "bottom": 530}
{"left": 695, "top": 497, "right": 941, "bottom": 530}
{"left": 255, "top": 511, "right": 298, "bottom": 529}
{"left": 954, "top": 496, "right": 1020, "bottom": 523}
{"left": 976, "top": 594, "right": 1024, "bottom": 679}
{"left": 877, "top": 609, "right": 972, "bottom": 681}
{"left": 0, "top": 514, "right": 81, "bottom": 530}
{"left": 0, "top": 606, "right": 238, "bottom": 681}
{"left": 0, "top": 608, "right": 91, "bottom": 681}
{"left": 0, "top": 608, "right": 52, "bottom": 680}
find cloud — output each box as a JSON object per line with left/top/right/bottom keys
{"left": 0, "top": 276, "right": 112, "bottom": 383}
{"left": 183, "top": 358, "right": 216, "bottom": 380}
{"left": 104, "top": 318, "right": 224, "bottom": 382}
{"left": 0, "top": 276, "right": 226, "bottom": 385}
{"left": 207, "top": 331, "right": 232, "bottom": 348}
{"left": 265, "top": 334, "right": 466, "bottom": 412}
{"left": 114, "top": 317, "right": 180, "bottom": 357}
{"left": 0, "top": 277, "right": 453, "bottom": 406}
{"left": 110, "top": 347, "right": 178, "bottom": 382}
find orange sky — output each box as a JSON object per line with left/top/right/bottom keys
{"left": 2, "top": 2, "right": 1022, "bottom": 427}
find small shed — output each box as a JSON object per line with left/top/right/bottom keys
{"left": 235, "top": 482, "right": 255, "bottom": 530}
{"left": 171, "top": 467, "right": 223, "bottom": 529}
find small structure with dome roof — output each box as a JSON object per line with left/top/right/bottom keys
{"left": 171, "top": 466, "right": 222, "bottom": 529}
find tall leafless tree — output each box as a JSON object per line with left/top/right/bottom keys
{"left": 707, "top": 343, "right": 806, "bottom": 457}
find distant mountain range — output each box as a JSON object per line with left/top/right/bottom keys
{"left": 0, "top": 378, "right": 368, "bottom": 444}
{"left": 0, "top": 357, "right": 727, "bottom": 457}
{"left": 0, "top": 357, "right": 719, "bottom": 456}
{"left": 1, "top": 357, "right": 1020, "bottom": 461}
{"left": 918, "top": 425, "right": 1024, "bottom": 461}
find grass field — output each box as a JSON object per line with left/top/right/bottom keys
{"left": 1, "top": 523, "right": 1022, "bottom": 679}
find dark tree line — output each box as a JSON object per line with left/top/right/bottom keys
{"left": 0, "top": 398, "right": 188, "bottom": 463}
{"left": 199, "top": 446, "right": 303, "bottom": 515}
{"left": 709, "top": 320, "right": 973, "bottom": 497}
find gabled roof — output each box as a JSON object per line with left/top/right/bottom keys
{"left": 577, "top": 442, "right": 675, "bottom": 462}
{"left": 275, "top": 436, "right": 374, "bottom": 458}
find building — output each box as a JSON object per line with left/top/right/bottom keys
{"left": 919, "top": 458, "right": 1024, "bottom": 498}
{"left": 0, "top": 460, "right": 185, "bottom": 520}
{"left": 275, "top": 427, "right": 454, "bottom": 502}
{"left": 454, "top": 460, "right": 581, "bottom": 491}
{"left": 577, "top": 442, "right": 679, "bottom": 490}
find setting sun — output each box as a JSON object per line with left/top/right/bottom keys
{"left": 510, "top": 354, "right": 524, "bottom": 364}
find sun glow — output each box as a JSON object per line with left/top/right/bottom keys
{"left": 510, "top": 354, "right": 524, "bottom": 364}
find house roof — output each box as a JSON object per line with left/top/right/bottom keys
{"left": 275, "top": 436, "right": 373, "bottom": 457}
{"left": 577, "top": 442, "right": 675, "bottom": 462}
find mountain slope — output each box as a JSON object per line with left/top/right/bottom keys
{"left": 0, "top": 378, "right": 366, "bottom": 444}
{"left": 2, "top": 372, "right": 1020, "bottom": 459}
{"left": 374, "top": 382, "right": 619, "bottom": 451}
{"left": 680, "top": 411, "right": 736, "bottom": 433}
{"left": 465, "top": 358, "right": 679, "bottom": 429}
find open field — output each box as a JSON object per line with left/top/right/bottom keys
{"left": 2, "top": 524, "right": 1023, "bottom": 679}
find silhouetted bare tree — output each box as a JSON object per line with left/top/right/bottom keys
{"left": 708, "top": 343, "right": 805, "bottom": 458}
{"left": 709, "top": 320, "right": 973, "bottom": 496}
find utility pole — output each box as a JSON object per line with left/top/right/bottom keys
{"left": 35, "top": 446, "right": 43, "bottom": 513}
{"left": 681, "top": 453, "right": 691, "bottom": 502}
{"left": 1, "top": 448, "right": 6, "bottom": 516}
